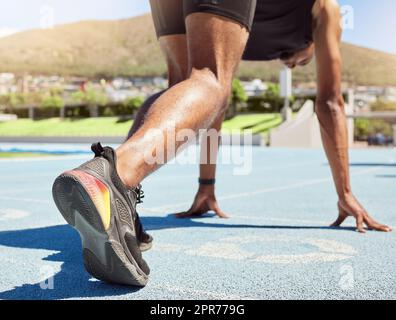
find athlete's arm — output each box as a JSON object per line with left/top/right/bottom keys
{"left": 175, "top": 111, "right": 229, "bottom": 219}
{"left": 313, "top": 0, "right": 391, "bottom": 232}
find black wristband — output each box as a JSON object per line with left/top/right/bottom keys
{"left": 199, "top": 178, "right": 216, "bottom": 186}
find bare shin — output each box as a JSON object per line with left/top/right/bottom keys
{"left": 116, "top": 14, "right": 248, "bottom": 188}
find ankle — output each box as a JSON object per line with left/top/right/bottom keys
{"left": 115, "top": 149, "right": 139, "bottom": 189}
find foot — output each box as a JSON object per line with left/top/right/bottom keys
{"left": 52, "top": 143, "right": 150, "bottom": 286}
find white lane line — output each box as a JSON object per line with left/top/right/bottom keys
{"left": 253, "top": 160, "right": 322, "bottom": 170}
{"left": 0, "top": 159, "right": 321, "bottom": 201}
{"left": 0, "top": 188, "right": 51, "bottom": 196}
{"left": 0, "top": 196, "right": 51, "bottom": 204}
{"left": 146, "top": 166, "right": 383, "bottom": 212}
{"left": 146, "top": 161, "right": 320, "bottom": 182}
{"left": 151, "top": 235, "right": 358, "bottom": 265}
{"left": 0, "top": 155, "right": 90, "bottom": 163}
{"left": 230, "top": 215, "right": 332, "bottom": 225}
{"left": 145, "top": 160, "right": 321, "bottom": 182}
{"left": 139, "top": 207, "right": 334, "bottom": 226}
{"left": 0, "top": 209, "right": 31, "bottom": 221}
{"left": 0, "top": 165, "right": 383, "bottom": 207}
{"left": 217, "top": 166, "right": 381, "bottom": 200}
{"left": 0, "top": 160, "right": 321, "bottom": 197}
{"left": 149, "top": 283, "right": 254, "bottom": 300}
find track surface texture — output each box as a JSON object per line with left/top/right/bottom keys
{"left": 0, "top": 143, "right": 395, "bottom": 300}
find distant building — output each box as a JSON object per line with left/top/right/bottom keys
{"left": 242, "top": 79, "right": 268, "bottom": 97}
{"left": 0, "top": 73, "right": 16, "bottom": 95}
{"left": 384, "top": 87, "right": 396, "bottom": 102}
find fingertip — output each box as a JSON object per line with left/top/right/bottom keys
{"left": 215, "top": 209, "right": 229, "bottom": 219}
{"left": 376, "top": 225, "right": 392, "bottom": 232}
{"left": 356, "top": 227, "right": 366, "bottom": 233}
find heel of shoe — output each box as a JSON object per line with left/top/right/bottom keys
{"left": 52, "top": 171, "right": 109, "bottom": 232}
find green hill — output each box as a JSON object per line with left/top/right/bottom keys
{"left": 0, "top": 14, "right": 395, "bottom": 85}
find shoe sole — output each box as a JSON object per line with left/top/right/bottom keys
{"left": 52, "top": 170, "right": 148, "bottom": 287}
{"left": 140, "top": 241, "right": 153, "bottom": 252}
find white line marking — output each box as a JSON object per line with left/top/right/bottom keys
{"left": 0, "top": 188, "right": 51, "bottom": 196}
{"left": 145, "top": 160, "right": 321, "bottom": 182}
{"left": 229, "top": 215, "right": 331, "bottom": 225}
{"left": 0, "top": 209, "right": 31, "bottom": 221}
{"left": 0, "top": 164, "right": 385, "bottom": 208}
{"left": 153, "top": 235, "right": 357, "bottom": 265}
{"left": 146, "top": 166, "right": 383, "bottom": 212}
{"left": 0, "top": 196, "right": 51, "bottom": 204}
{"left": 0, "top": 155, "right": 89, "bottom": 163}
{"left": 139, "top": 207, "right": 334, "bottom": 226}
{"left": 149, "top": 283, "right": 254, "bottom": 300}
{"left": 0, "top": 161, "right": 320, "bottom": 197}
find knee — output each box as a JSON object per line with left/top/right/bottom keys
{"left": 190, "top": 67, "right": 231, "bottom": 110}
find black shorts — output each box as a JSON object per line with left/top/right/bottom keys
{"left": 150, "top": 0, "right": 257, "bottom": 38}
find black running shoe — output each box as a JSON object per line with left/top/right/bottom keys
{"left": 125, "top": 185, "right": 153, "bottom": 252}
{"left": 52, "top": 143, "right": 150, "bottom": 286}
{"left": 135, "top": 213, "right": 154, "bottom": 252}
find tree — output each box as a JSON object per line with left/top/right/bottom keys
{"left": 229, "top": 79, "right": 248, "bottom": 118}
{"left": 71, "top": 83, "right": 108, "bottom": 117}
{"left": 41, "top": 94, "right": 65, "bottom": 109}
{"left": 354, "top": 98, "right": 396, "bottom": 140}
{"left": 247, "top": 83, "right": 285, "bottom": 113}
{"left": 4, "top": 93, "right": 26, "bottom": 111}
{"left": 122, "top": 96, "right": 144, "bottom": 117}
{"left": 40, "top": 94, "right": 65, "bottom": 118}
{"left": 0, "top": 93, "right": 28, "bottom": 117}
{"left": 371, "top": 99, "right": 396, "bottom": 112}
{"left": 123, "top": 96, "right": 144, "bottom": 110}
{"left": 263, "top": 83, "right": 284, "bottom": 112}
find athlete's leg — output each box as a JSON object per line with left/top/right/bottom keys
{"left": 127, "top": 35, "right": 188, "bottom": 139}
{"left": 130, "top": 33, "right": 229, "bottom": 219}
{"left": 52, "top": 2, "right": 255, "bottom": 286}
{"left": 116, "top": 13, "right": 250, "bottom": 188}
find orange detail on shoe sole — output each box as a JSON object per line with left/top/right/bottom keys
{"left": 67, "top": 170, "right": 111, "bottom": 231}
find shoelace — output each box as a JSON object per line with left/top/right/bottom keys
{"left": 91, "top": 142, "right": 105, "bottom": 157}
{"left": 92, "top": 142, "right": 145, "bottom": 204}
{"left": 91, "top": 143, "right": 148, "bottom": 240}
{"left": 135, "top": 185, "right": 145, "bottom": 204}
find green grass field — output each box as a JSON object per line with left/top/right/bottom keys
{"left": 0, "top": 114, "right": 282, "bottom": 137}
{"left": 0, "top": 152, "right": 54, "bottom": 158}
{"left": 0, "top": 118, "right": 133, "bottom": 137}
{"left": 222, "top": 114, "right": 282, "bottom": 134}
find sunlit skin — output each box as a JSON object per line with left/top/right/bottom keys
{"left": 117, "top": 13, "right": 249, "bottom": 192}
{"left": 126, "top": 0, "right": 391, "bottom": 232}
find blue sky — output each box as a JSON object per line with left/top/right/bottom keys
{"left": 0, "top": 0, "right": 395, "bottom": 54}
